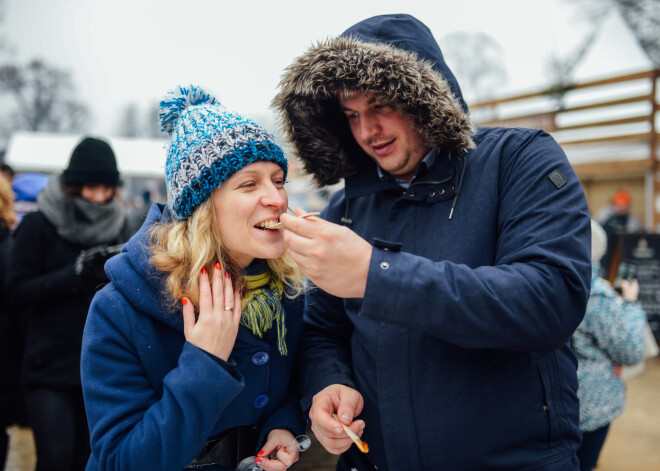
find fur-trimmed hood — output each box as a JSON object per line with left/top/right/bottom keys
{"left": 273, "top": 14, "right": 475, "bottom": 186}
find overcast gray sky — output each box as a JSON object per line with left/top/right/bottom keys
{"left": 1, "top": 0, "right": 649, "bottom": 137}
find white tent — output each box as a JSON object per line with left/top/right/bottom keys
{"left": 4, "top": 132, "right": 168, "bottom": 179}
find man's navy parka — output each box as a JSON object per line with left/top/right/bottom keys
{"left": 273, "top": 14, "right": 592, "bottom": 471}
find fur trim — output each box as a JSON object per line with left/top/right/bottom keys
{"left": 273, "top": 37, "right": 475, "bottom": 186}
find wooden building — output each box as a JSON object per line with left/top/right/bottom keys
{"left": 470, "top": 68, "right": 660, "bottom": 230}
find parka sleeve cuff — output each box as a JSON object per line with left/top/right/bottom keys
{"left": 360, "top": 246, "right": 406, "bottom": 320}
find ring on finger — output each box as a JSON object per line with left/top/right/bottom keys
{"left": 224, "top": 306, "right": 233, "bottom": 311}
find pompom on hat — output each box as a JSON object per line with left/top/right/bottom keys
{"left": 159, "top": 85, "right": 288, "bottom": 221}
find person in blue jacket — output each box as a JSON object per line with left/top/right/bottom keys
{"left": 273, "top": 14, "right": 592, "bottom": 471}
{"left": 81, "top": 85, "right": 307, "bottom": 471}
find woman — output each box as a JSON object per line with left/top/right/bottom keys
{"left": 0, "top": 174, "right": 20, "bottom": 466}
{"left": 81, "top": 85, "right": 307, "bottom": 471}
{"left": 7, "top": 137, "right": 130, "bottom": 471}
{"left": 572, "top": 219, "right": 646, "bottom": 471}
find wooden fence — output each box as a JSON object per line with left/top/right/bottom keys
{"left": 470, "top": 69, "right": 659, "bottom": 228}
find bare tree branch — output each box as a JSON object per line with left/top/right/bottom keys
{"left": 0, "top": 57, "right": 91, "bottom": 133}
{"left": 440, "top": 32, "right": 508, "bottom": 102}
{"left": 568, "top": 0, "right": 660, "bottom": 66}
{"left": 117, "top": 102, "right": 141, "bottom": 137}
{"left": 543, "top": 29, "right": 598, "bottom": 108}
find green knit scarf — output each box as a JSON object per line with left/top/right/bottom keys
{"left": 241, "top": 270, "right": 287, "bottom": 355}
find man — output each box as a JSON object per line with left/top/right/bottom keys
{"left": 275, "top": 14, "right": 591, "bottom": 470}
{"left": 594, "top": 189, "right": 643, "bottom": 278}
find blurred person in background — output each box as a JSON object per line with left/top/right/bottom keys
{"left": 572, "top": 219, "right": 646, "bottom": 471}
{"left": 595, "top": 189, "right": 643, "bottom": 277}
{"left": 0, "top": 175, "right": 20, "bottom": 467}
{"left": 1, "top": 163, "right": 15, "bottom": 182}
{"left": 12, "top": 172, "right": 49, "bottom": 222}
{"left": 7, "top": 137, "right": 132, "bottom": 471}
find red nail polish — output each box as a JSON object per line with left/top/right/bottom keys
{"left": 254, "top": 457, "right": 262, "bottom": 463}
{"left": 216, "top": 262, "right": 222, "bottom": 270}
{"left": 277, "top": 445, "right": 282, "bottom": 450}
{"left": 201, "top": 267, "right": 207, "bottom": 275}
{"left": 181, "top": 298, "right": 187, "bottom": 306}
{"left": 225, "top": 270, "right": 230, "bottom": 278}
{"left": 257, "top": 450, "right": 264, "bottom": 456}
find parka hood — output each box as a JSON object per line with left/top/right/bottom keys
{"left": 273, "top": 14, "right": 475, "bottom": 186}
{"left": 104, "top": 203, "right": 182, "bottom": 331}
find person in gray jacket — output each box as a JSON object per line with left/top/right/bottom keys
{"left": 274, "top": 13, "right": 592, "bottom": 471}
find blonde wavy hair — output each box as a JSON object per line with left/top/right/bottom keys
{"left": 0, "top": 176, "right": 17, "bottom": 230}
{"left": 150, "top": 198, "right": 305, "bottom": 308}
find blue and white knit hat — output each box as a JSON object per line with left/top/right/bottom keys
{"left": 159, "top": 85, "right": 288, "bottom": 221}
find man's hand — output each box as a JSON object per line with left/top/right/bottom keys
{"left": 309, "top": 384, "right": 365, "bottom": 455}
{"left": 280, "top": 210, "right": 372, "bottom": 298}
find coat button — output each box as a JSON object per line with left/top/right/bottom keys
{"left": 254, "top": 394, "right": 269, "bottom": 409}
{"left": 429, "top": 191, "right": 436, "bottom": 198}
{"left": 380, "top": 261, "right": 390, "bottom": 270}
{"left": 252, "top": 351, "right": 269, "bottom": 365}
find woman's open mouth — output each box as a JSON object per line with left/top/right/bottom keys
{"left": 255, "top": 219, "right": 281, "bottom": 230}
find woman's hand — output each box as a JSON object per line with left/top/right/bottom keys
{"left": 620, "top": 279, "right": 640, "bottom": 303}
{"left": 254, "top": 428, "right": 300, "bottom": 470}
{"left": 182, "top": 263, "right": 241, "bottom": 361}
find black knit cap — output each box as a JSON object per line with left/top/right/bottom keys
{"left": 61, "top": 137, "right": 120, "bottom": 186}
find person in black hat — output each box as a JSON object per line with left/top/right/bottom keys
{"left": 6, "top": 136, "right": 132, "bottom": 471}
{"left": 61, "top": 137, "right": 120, "bottom": 187}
